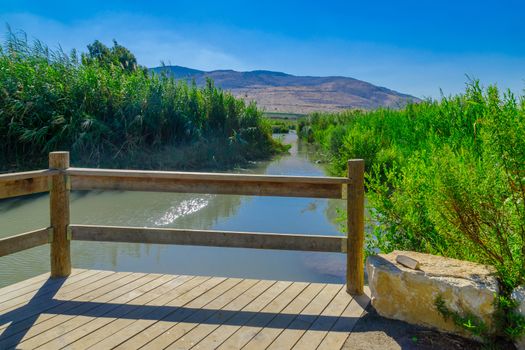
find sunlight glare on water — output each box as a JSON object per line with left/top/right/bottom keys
{"left": 152, "top": 195, "right": 213, "bottom": 226}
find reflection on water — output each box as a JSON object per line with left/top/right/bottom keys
{"left": 153, "top": 196, "right": 212, "bottom": 226}
{"left": 0, "top": 133, "right": 345, "bottom": 287}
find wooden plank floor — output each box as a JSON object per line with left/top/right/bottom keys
{"left": 0, "top": 269, "right": 369, "bottom": 349}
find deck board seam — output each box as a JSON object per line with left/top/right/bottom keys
{"left": 263, "top": 283, "right": 332, "bottom": 350}
{"left": 138, "top": 278, "right": 247, "bottom": 350}
{"left": 0, "top": 269, "right": 89, "bottom": 303}
{"left": 312, "top": 297, "right": 355, "bottom": 350}
{"left": 34, "top": 273, "right": 178, "bottom": 350}
{"left": 0, "top": 269, "right": 107, "bottom": 316}
{"left": 309, "top": 298, "right": 354, "bottom": 349}
{"left": 91, "top": 275, "right": 222, "bottom": 349}
{"left": 104, "top": 276, "right": 219, "bottom": 349}
{"left": 217, "top": 282, "right": 313, "bottom": 349}
{"left": 0, "top": 272, "right": 54, "bottom": 297}
{"left": 161, "top": 279, "right": 265, "bottom": 349}
{"left": 224, "top": 282, "right": 321, "bottom": 349}
{"left": 26, "top": 272, "right": 162, "bottom": 349}
{"left": 0, "top": 270, "right": 133, "bottom": 347}
{"left": 0, "top": 271, "right": 116, "bottom": 348}
{"left": 290, "top": 284, "right": 348, "bottom": 350}
{"left": 0, "top": 273, "right": 356, "bottom": 350}
{"left": 0, "top": 271, "right": 128, "bottom": 347}
{"left": 163, "top": 279, "right": 278, "bottom": 349}
{"left": 191, "top": 280, "right": 304, "bottom": 350}
{"left": 65, "top": 274, "right": 197, "bottom": 349}
{"left": 188, "top": 279, "right": 285, "bottom": 349}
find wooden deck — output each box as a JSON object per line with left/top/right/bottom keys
{"left": 0, "top": 269, "right": 370, "bottom": 349}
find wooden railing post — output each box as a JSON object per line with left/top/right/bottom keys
{"left": 49, "top": 151, "right": 71, "bottom": 277}
{"left": 346, "top": 159, "right": 365, "bottom": 295}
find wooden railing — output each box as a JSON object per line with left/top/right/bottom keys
{"left": 0, "top": 152, "right": 365, "bottom": 294}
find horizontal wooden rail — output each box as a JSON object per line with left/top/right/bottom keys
{"left": 0, "top": 228, "right": 50, "bottom": 257}
{"left": 67, "top": 168, "right": 348, "bottom": 199}
{"left": 1, "top": 153, "right": 365, "bottom": 295}
{"left": 66, "top": 168, "right": 349, "bottom": 184}
{"left": 70, "top": 225, "right": 347, "bottom": 253}
{"left": 0, "top": 169, "right": 59, "bottom": 182}
{"left": 0, "top": 170, "right": 57, "bottom": 200}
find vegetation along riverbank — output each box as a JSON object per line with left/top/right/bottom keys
{"left": 0, "top": 30, "right": 286, "bottom": 172}
{"left": 299, "top": 81, "right": 525, "bottom": 345}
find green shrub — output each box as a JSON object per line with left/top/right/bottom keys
{"left": 0, "top": 29, "right": 282, "bottom": 171}
{"left": 301, "top": 81, "right": 525, "bottom": 342}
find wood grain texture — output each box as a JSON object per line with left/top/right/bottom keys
{"left": 194, "top": 281, "right": 302, "bottom": 349}
{"left": 0, "top": 169, "right": 58, "bottom": 181}
{"left": 233, "top": 283, "right": 326, "bottom": 350}
{"left": 66, "top": 167, "right": 349, "bottom": 184}
{"left": 19, "top": 273, "right": 165, "bottom": 349}
{"left": 292, "top": 286, "right": 354, "bottom": 349}
{"left": 346, "top": 159, "right": 365, "bottom": 295}
{"left": 49, "top": 151, "right": 71, "bottom": 278}
{"left": 70, "top": 174, "right": 344, "bottom": 199}
{"left": 0, "top": 272, "right": 364, "bottom": 350}
{"left": 70, "top": 225, "right": 347, "bottom": 253}
{"left": 0, "top": 228, "right": 49, "bottom": 257}
{"left": 319, "top": 289, "right": 370, "bottom": 350}
{"left": 64, "top": 275, "right": 195, "bottom": 349}
{"left": 185, "top": 280, "right": 291, "bottom": 349}
{"left": 266, "top": 284, "right": 343, "bottom": 350}
{"left": 0, "top": 176, "right": 49, "bottom": 200}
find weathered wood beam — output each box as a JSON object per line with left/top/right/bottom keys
{"left": 0, "top": 169, "right": 58, "bottom": 182}
{"left": 67, "top": 168, "right": 348, "bottom": 199}
{"left": 0, "top": 170, "right": 56, "bottom": 200}
{"left": 346, "top": 159, "right": 365, "bottom": 295}
{"left": 0, "top": 228, "right": 50, "bottom": 257}
{"left": 70, "top": 175, "right": 344, "bottom": 199}
{"left": 49, "top": 152, "right": 71, "bottom": 278}
{"left": 70, "top": 224, "right": 347, "bottom": 253}
{"left": 66, "top": 168, "right": 349, "bottom": 184}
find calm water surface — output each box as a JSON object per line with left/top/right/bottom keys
{"left": 0, "top": 133, "right": 346, "bottom": 288}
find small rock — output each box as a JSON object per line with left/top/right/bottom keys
{"left": 396, "top": 254, "right": 420, "bottom": 270}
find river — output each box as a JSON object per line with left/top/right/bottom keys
{"left": 0, "top": 133, "right": 346, "bottom": 288}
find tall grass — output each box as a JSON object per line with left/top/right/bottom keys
{"left": 0, "top": 30, "right": 283, "bottom": 171}
{"left": 299, "top": 81, "right": 525, "bottom": 289}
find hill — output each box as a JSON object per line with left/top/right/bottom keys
{"left": 151, "top": 65, "right": 419, "bottom": 114}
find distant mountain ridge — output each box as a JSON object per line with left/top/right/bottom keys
{"left": 151, "top": 65, "right": 418, "bottom": 114}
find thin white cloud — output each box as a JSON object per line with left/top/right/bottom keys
{"left": 1, "top": 12, "right": 246, "bottom": 70}
{"left": 1, "top": 12, "right": 523, "bottom": 98}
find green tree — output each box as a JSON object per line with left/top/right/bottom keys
{"left": 82, "top": 39, "right": 137, "bottom": 73}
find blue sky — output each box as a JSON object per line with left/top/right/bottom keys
{"left": 1, "top": 0, "right": 524, "bottom": 98}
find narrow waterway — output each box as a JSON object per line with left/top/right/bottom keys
{"left": 0, "top": 133, "right": 346, "bottom": 288}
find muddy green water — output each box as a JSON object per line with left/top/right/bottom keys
{"left": 0, "top": 133, "right": 346, "bottom": 288}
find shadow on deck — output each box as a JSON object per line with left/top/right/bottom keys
{"left": 0, "top": 269, "right": 370, "bottom": 349}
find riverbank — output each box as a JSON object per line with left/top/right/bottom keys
{"left": 0, "top": 32, "right": 284, "bottom": 173}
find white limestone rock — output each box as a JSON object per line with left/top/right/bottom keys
{"left": 366, "top": 250, "right": 499, "bottom": 338}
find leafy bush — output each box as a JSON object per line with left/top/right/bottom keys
{"left": 267, "top": 118, "right": 296, "bottom": 133}
{"left": 300, "top": 81, "right": 525, "bottom": 341}
{"left": 0, "top": 29, "right": 282, "bottom": 171}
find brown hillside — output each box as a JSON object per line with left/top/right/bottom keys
{"left": 151, "top": 66, "right": 419, "bottom": 114}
